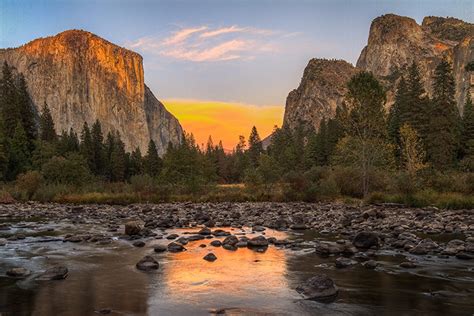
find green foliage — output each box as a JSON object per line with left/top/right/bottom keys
{"left": 247, "top": 126, "right": 263, "bottom": 167}
{"left": 15, "top": 170, "right": 43, "bottom": 199}
{"left": 8, "top": 122, "right": 30, "bottom": 179}
{"left": 39, "top": 103, "right": 57, "bottom": 143}
{"left": 144, "top": 139, "right": 162, "bottom": 177}
{"left": 42, "top": 153, "right": 91, "bottom": 185}
{"left": 425, "top": 59, "right": 461, "bottom": 169}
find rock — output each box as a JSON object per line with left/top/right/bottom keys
{"left": 166, "top": 234, "right": 179, "bottom": 240}
{"left": 400, "top": 261, "right": 417, "bottom": 268}
{"left": 187, "top": 235, "right": 205, "bottom": 241}
{"left": 222, "top": 244, "right": 237, "bottom": 251}
{"left": 6, "top": 267, "right": 31, "bottom": 278}
{"left": 335, "top": 257, "right": 356, "bottom": 269}
{"left": 203, "top": 253, "right": 217, "bottom": 262}
{"left": 296, "top": 275, "right": 339, "bottom": 300}
{"left": 362, "top": 260, "right": 378, "bottom": 269}
{"left": 0, "top": 30, "right": 183, "bottom": 153}
{"left": 0, "top": 239, "right": 7, "bottom": 246}
{"left": 198, "top": 227, "right": 212, "bottom": 235}
{"left": 456, "top": 252, "right": 474, "bottom": 260}
{"left": 136, "top": 256, "right": 159, "bottom": 271}
{"left": 167, "top": 242, "right": 186, "bottom": 253}
{"left": 212, "top": 229, "right": 230, "bottom": 237}
{"left": 247, "top": 236, "right": 269, "bottom": 248}
{"left": 153, "top": 244, "right": 167, "bottom": 253}
{"left": 410, "top": 239, "right": 439, "bottom": 255}
{"left": 352, "top": 232, "right": 380, "bottom": 249}
{"left": 223, "top": 235, "right": 239, "bottom": 246}
{"left": 125, "top": 221, "right": 142, "bottom": 236}
{"left": 132, "top": 240, "right": 145, "bottom": 247}
{"left": 210, "top": 240, "right": 222, "bottom": 247}
{"left": 36, "top": 266, "right": 68, "bottom": 280}
{"left": 176, "top": 237, "right": 188, "bottom": 245}
{"left": 97, "top": 309, "right": 112, "bottom": 314}
{"left": 236, "top": 241, "right": 248, "bottom": 248}
{"left": 252, "top": 225, "right": 266, "bottom": 232}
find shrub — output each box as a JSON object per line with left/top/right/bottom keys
{"left": 332, "top": 167, "right": 363, "bottom": 198}
{"left": 42, "top": 154, "right": 92, "bottom": 186}
{"left": 15, "top": 171, "right": 43, "bottom": 200}
{"left": 130, "top": 174, "right": 156, "bottom": 194}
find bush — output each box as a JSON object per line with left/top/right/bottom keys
{"left": 42, "top": 154, "right": 92, "bottom": 186}
{"left": 15, "top": 171, "right": 43, "bottom": 200}
{"left": 130, "top": 174, "right": 156, "bottom": 194}
{"left": 332, "top": 167, "right": 363, "bottom": 198}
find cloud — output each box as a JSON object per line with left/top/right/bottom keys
{"left": 127, "top": 24, "right": 285, "bottom": 62}
{"left": 163, "top": 99, "right": 284, "bottom": 150}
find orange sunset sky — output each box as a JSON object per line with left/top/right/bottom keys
{"left": 164, "top": 99, "right": 284, "bottom": 151}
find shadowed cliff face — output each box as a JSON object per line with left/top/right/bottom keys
{"left": 284, "top": 14, "right": 473, "bottom": 130}
{"left": 0, "top": 29, "right": 182, "bottom": 153}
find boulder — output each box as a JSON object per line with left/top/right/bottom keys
{"left": 36, "top": 266, "right": 68, "bottom": 280}
{"left": 125, "top": 221, "right": 142, "bottom": 236}
{"left": 153, "top": 244, "right": 167, "bottom": 253}
{"left": 136, "top": 256, "right": 159, "bottom": 271}
{"left": 203, "top": 253, "right": 217, "bottom": 262}
{"left": 248, "top": 236, "right": 269, "bottom": 248}
{"left": 6, "top": 267, "right": 31, "bottom": 278}
{"left": 168, "top": 242, "right": 186, "bottom": 253}
{"left": 296, "top": 275, "right": 339, "bottom": 300}
{"left": 352, "top": 232, "right": 380, "bottom": 249}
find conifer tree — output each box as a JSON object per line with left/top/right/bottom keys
{"left": 16, "top": 74, "right": 37, "bottom": 150}
{"left": 247, "top": 126, "right": 263, "bottom": 167}
{"left": 425, "top": 59, "right": 460, "bottom": 169}
{"left": 129, "top": 147, "right": 143, "bottom": 177}
{"left": 0, "top": 113, "right": 8, "bottom": 180}
{"left": 8, "top": 122, "right": 29, "bottom": 178}
{"left": 144, "top": 139, "right": 162, "bottom": 177}
{"left": 109, "top": 132, "right": 127, "bottom": 181}
{"left": 0, "top": 62, "right": 20, "bottom": 138}
{"left": 91, "top": 120, "right": 104, "bottom": 175}
{"left": 39, "top": 103, "right": 57, "bottom": 142}
{"left": 460, "top": 94, "right": 474, "bottom": 169}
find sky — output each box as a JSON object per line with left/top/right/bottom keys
{"left": 1, "top": 0, "right": 472, "bottom": 149}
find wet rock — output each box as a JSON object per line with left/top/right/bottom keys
{"left": 187, "top": 235, "right": 205, "bottom": 241}
{"left": 410, "top": 239, "right": 439, "bottom": 255}
{"left": 210, "top": 240, "right": 222, "bottom": 247}
{"left": 136, "top": 256, "right": 159, "bottom": 271}
{"left": 168, "top": 242, "right": 186, "bottom": 253}
{"left": 223, "top": 244, "right": 237, "bottom": 251}
{"left": 335, "top": 257, "right": 356, "bottom": 269}
{"left": 166, "top": 234, "right": 179, "bottom": 240}
{"left": 296, "top": 275, "right": 338, "bottom": 300}
{"left": 125, "top": 221, "right": 142, "bottom": 236}
{"left": 223, "top": 235, "right": 239, "bottom": 246}
{"left": 236, "top": 241, "right": 248, "bottom": 248}
{"left": 442, "top": 239, "right": 465, "bottom": 256}
{"left": 36, "top": 266, "right": 68, "bottom": 280}
{"left": 0, "top": 239, "right": 6, "bottom": 246}
{"left": 248, "top": 236, "right": 269, "bottom": 248}
{"left": 400, "top": 261, "right": 417, "bottom": 268}
{"left": 132, "top": 240, "right": 145, "bottom": 247}
{"left": 352, "top": 232, "right": 380, "bottom": 249}
{"left": 212, "top": 229, "right": 230, "bottom": 237}
{"left": 6, "top": 267, "right": 31, "bottom": 278}
{"left": 154, "top": 244, "right": 167, "bottom": 252}
{"left": 362, "top": 260, "right": 378, "bottom": 269}
{"left": 97, "top": 308, "right": 112, "bottom": 314}
{"left": 176, "top": 237, "right": 188, "bottom": 245}
{"left": 456, "top": 252, "right": 474, "bottom": 260}
{"left": 198, "top": 227, "right": 212, "bottom": 235}
{"left": 252, "top": 225, "right": 266, "bottom": 232}
{"left": 203, "top": 253, "right": 217, "bottom": 262}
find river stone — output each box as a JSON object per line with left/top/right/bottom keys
{"left": 210, "top": 240, "right": 222, "bottom": 247}
{"left": 188, "top": 235, "right": 205, "bottom": 241}
{"left": 400, "top": 261, "right": 417, "bottom": 268}
{"left": 136, "top": 256, "right": 159, "bottom": 271}
{"left": 154, "top": 244, "right": 167, "bottom": 252}
{"left": 248, "top": 236, "right": 269, "bottom": 248}
{"left": 362, "top": 260, "right": 378, "bottom": 269}
{"left": 132, "top": 240, "right": 145, "bottom": 247}
{"left": 166, "top": 234, "right": 179, "bottom": 240}
{"left": 168, "top": 242, "right": 186, "bottom": 252}
{"left": 335, "top": 257, "right": 356, "bottom": 269}
{"left": 0, "top": 239, "right": 6, "bottom": 246}
{"left": 456, "top": 252, "right": 474, "bottom": 260}
{"left": 223, "top": 244, "right": 237, "bottom": 251}
{"left": 352, "top": 232, "right": 380, "bottom": 249}
{"left": 6, "top": 267, "right": 31, "bottom": 278}
{"left": 125, "top": 221, "right": 142, "bottom": 236}
{"left": 203, "top": 253, "right": 217, "bottom": 262}
{"left": 223, "top": 235, "right": 239, "bottom": 246}
{"left": 296, "top": 275, "right": 338, "bottom": 300}
{"left": 198, "top": 227, "right": 212, "bottom": 235}
{"left": 36, "top": 266, "right": 68, "bottom": 280}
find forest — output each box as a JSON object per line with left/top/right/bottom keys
{"left": 0, "top": 60, "right": 473, "bottom": 208}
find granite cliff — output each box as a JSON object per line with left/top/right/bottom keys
{"left": 284, "top": 14, "right": 473, "bottom": 131}
{"left": 0, "top": 30, "right": 182, "bottom": 154}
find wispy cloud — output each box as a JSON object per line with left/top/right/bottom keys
{"left": 127, "top": 25, "right": 290, "bottom": 62}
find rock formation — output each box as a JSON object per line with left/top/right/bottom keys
{"left": 0, "top": 30, "right": 182, "bottom": 154}
{"left": 284, "top": 14, "right": 473, "bottom": 131}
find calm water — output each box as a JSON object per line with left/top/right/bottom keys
{"left": 0, "top": 219, "right": 473, "bottom": 315}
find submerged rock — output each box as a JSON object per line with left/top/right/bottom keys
{"left": 296, "top": 275, "right": 339, "bottom": 300}
{"left": 168, "top": 242, "right": 186, "bottom": 252}
{"left": 136, "top": 256, "right": 159, "bottom": 271}
{"left": 352, "top": 232, "right": 380, "bottom": 249}
{"left": 36, "top": 266, "right": 68, "bottom": 280}
{"left": 6, "top": 267, "right": 31, "bottom": 278}
{"left": 154, "top": 244, "right": 167, "bottom": 253}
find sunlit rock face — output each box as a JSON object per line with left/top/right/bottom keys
{"left": 284, "top": 14, "right": 473, "bottom": 130}
{"left": 0, "top": 30, "right": 182, "bottom": 154}
{"left": 283, "top": 59, "right": 358, "bottom": 131}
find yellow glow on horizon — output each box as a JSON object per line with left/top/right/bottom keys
{"left": 163, "top": 99, "right": 284, "bottom": 150}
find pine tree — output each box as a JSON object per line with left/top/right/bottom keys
{"left": 80, "top": 122, "right": 94, "bottom": 172}
{"left": 129, "top": 147, "right": 143, "bottom": 177}
{"left": 8, "top": 122, "right": 29, "bottom": 179}
{"left": 39, "top": 103, "right": 57, "bottom": 142}
{"left": 109, "top": 132, "right": 127, "bottom": 181}
{"left": 425, "top": 59, "right": 460, "bottom": 169}
{"left": 247, "top": 126, "right": 263, "bottom": 167}
{"left": 460, "top": 94, "right": 474, "bottom": 169}
{"left": 144, "top": 139, "right": 162, "bottom": 177}
{"left": 91, "top": 120, "right": 104, "bottom": 175}
{"left": 0, "top": 113, "right": 8, "bottom": 180}
{"left": 0, "top": 62, "right": 20, "bottom": 138}
{"left": 16, "top": 74, "right": 37, "bottom": 150}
